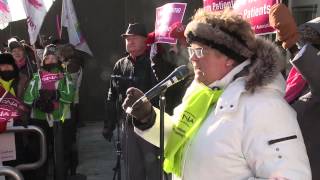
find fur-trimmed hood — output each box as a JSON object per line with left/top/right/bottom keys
{"left": 244, "top": 36, "right": 286, "bottom": 92}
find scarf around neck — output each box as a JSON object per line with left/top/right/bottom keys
{"left": 163, "top": 82, "right": 223, "bottom": 177}
{"left": 163, "top": 60, "right": 250, "bottom": 177}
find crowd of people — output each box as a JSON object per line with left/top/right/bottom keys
{"left": 0, "top": 36, "right": 85, "bottom": 180}
{"left": 0, "top": 2, "right": 319, "bottom": 180}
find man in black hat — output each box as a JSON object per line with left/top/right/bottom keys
{"left": 103, "top": 23, "right": 160, "bottom": 180}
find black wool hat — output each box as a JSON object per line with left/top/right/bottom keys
{"left": 0, "top": 53, "right": 17, "bottom": 66}
{"left": 121, "top": 23, "right": 147, "bottom": 38}
{"left": 0, "top": 53, "right": 19, "bottom": 74}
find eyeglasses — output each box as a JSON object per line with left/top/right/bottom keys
{"left": 187, "top": 47, "right": 204, "bottom": 59}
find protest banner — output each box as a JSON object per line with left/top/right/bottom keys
{"left": 0, "top": 86, "right": 28, "bottom": 162}
{"left": 155, "top": 3, "right": 187, "bottom": 44}
{"left": 203, "top": 0, "right": 278, "bottom": 35}
{"left": 40, "top": 71, "right": 63, "bottom": 90}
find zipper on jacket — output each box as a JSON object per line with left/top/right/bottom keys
{"left": 268, "top": 135, "right": 297, "bottom": 145}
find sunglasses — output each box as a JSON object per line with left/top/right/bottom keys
{"left": 187, "top": 47, "right": 205, "bottom": 59}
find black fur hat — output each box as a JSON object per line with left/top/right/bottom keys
{"left": 0, "top": 53, "right": 17, "bottom": 67}
{"left": 0, "top": 53, "right": 19, "bottom": 76}
{"left": 184, "top": 8, "right": 285, "bottom": 92}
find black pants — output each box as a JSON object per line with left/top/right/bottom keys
{"left": 70, "top": 104, "right": 79, "bottom": 174}
{"left": 23, "top": 118, "right": 76, "bottom": 180}
{"left": 122, "top": 121, "right": 161, "bottom": 180}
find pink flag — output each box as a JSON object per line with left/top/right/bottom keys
{"left": 203, "top": 0, "right": 278, "bottom": 35}
{"left": 0, "top": 0, "right": 9, "bottom": 13}
{"left": 23, "top": 0, "right": 47, "bottom": 44}
{"left": 155, "top": 3, "right": 187, "bottom": 44}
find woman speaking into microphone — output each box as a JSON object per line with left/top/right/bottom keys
{"left": 122, "top": 8, "right": 311, "bottom": 180}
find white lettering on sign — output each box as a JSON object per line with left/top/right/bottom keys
{"left": 242, "top": 4, "right": 271, "bottom": 19}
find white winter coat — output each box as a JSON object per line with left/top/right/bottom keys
{"left": 135, "top": 71, "right": 311, "bottom": 180}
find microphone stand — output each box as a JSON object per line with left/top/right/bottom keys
{"left": 159, "top": 90, "right": 166, "bottom": 180}
{"left": 110, "top": 78, "right": 122, "bottom": 180}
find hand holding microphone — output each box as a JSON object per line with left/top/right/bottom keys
{"left": 122, "top": 87, "right": 153, "bottom": 122}
{"left": 122, "top": 65, "right": 190, "bottom": 123}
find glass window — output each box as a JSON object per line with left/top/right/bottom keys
{"left": 292, "top": 4, "right": 318, "bottom": 25}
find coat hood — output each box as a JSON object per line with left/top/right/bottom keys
{"left": 244, "top": 36, "right": 286, "bottom": 92}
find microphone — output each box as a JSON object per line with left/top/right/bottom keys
{"left": 125, "top": 65, "right": 190, "bottom": 114}
{"left": 110, "top": 75, "right": 135, "bottom": 81}
{"left": 138, "top": 65, "right": 190, "bottom": 103}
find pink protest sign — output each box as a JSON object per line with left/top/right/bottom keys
{"left": 155, "top": 3, "right": 187, "bottom": 44}
{"left": 203, "top": 0, "right": 278, "bottom": 35}
{"left": 40, "top": 71, "right": 63, "bottom": 90}
{"left": 0, "top": 86, "right": 28, "bottom": 123}
{"left": 0, "top": 107, "right": 19, "bottom": 122}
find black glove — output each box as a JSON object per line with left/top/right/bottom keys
{"left": 34, "top": 98, "right": 55, "bottom": 113}
{"left": 122, "top": 87, "right": 153, "bottom": 122}
{"left": 20, "top": 114, "right": 29, "bottom": 128}
{"left": 102, "top": 128, "right": 113, "bottom": 142}
{"left": 39, "top": 89, "right": 60, "bottom": 101}
{"left": 13, "top": 113, "right": 29, "bottom": 128}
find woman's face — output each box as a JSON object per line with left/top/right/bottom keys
{"left": 189, "top": 42, "right": 235, "bottom": 85}
{"left": 11, "top": 47, "right": 24, "bottom": 61}
{"left": 43, "top": 54, "right": 58, "bottom": 65}
{"left": 0, "top": 64, "right": 14, "bottom": 71}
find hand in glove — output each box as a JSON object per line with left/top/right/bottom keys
{"left": 122, "top": 87, "right": 153, "bottom": 122}
{"left": 34, "top": 98, "right": 55, "bottom": 113}
{"left": 39, "top": 89, "right": 60, "bottom": 101}
{"left": 17, "top": 113, "right": 29, "bottom": 128}
{"left": 269, "top": 3, "right": 300, "bottom": 49}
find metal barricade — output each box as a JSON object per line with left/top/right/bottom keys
{"left": 0, "top": 166, "right": 24, "bottom": 180}
{"left": 4, "top": 125, "right": 47, "bottom": 171}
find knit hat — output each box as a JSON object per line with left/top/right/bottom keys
{"left": 8, "top": 37, "right": 23, "bottom": 51}
{"left": 0, "top": 53, "right": 19, "bottom": 75}
{"left": 43, "top": 44, "right": 57, "bottom": 59}
{"left": 184, "top": 8, "right": 255, "bottom": 62}
{"left": 41, "top": 44, "right": 58, "bottom": 66}
{"left": 0, "top": 53, "right": 18, "bottom": 67}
